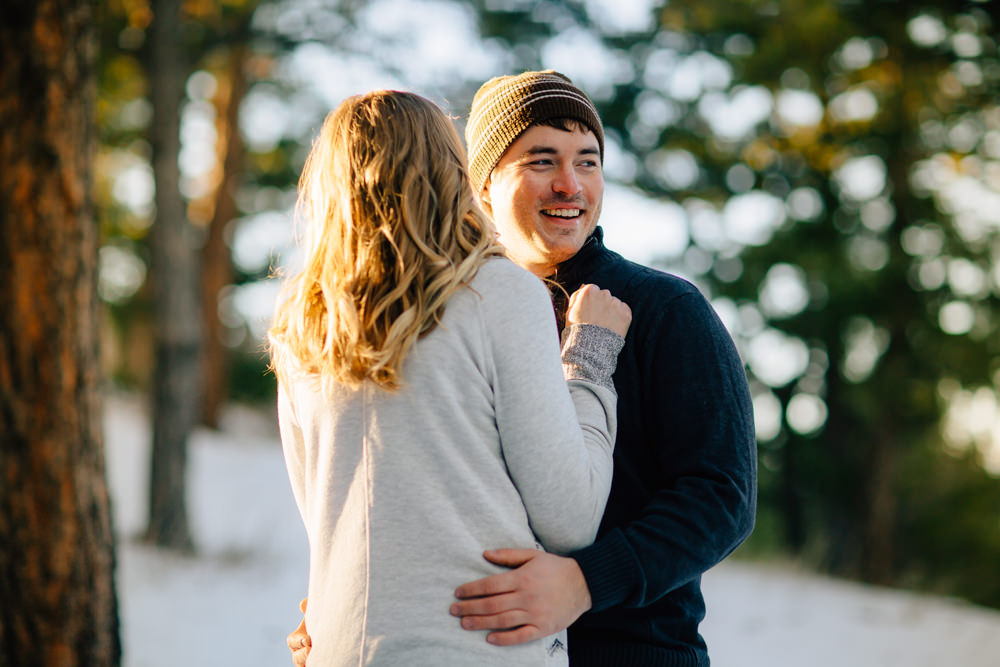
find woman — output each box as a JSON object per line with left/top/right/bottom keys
{"left": 269, "top": 90, "right": 630, "bottom": 666}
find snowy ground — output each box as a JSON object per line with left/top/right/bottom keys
{"left": 106, "top": 394, "right": 1000, "bottom": 667}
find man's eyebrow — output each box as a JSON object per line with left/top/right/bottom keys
{"left": 521, "top": 146, "right": 558, "bottom": 157}
{"left": 519, "top": 146, "right": 600, "bottom": 158}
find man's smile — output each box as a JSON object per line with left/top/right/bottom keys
{"left": 541, "top": 208, "right": 584, "bottom": 219}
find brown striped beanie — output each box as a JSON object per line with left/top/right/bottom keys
{"left": 465, "top": 70, "right": 604, "bottom": 195}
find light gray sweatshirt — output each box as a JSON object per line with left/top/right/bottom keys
{"left": 278, "top": 257, "right": 622, "bottom": 667}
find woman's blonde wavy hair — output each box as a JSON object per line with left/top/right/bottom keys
{"left": 269, "top": 90, "right": 504, "bottom": 392}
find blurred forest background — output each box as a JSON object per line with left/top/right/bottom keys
{"left": 69, "top": 0, "right": 1000, "bottom": 623}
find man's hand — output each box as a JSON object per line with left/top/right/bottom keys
{"left": 286, "top": 598, "right": 311, "bottom": 666}
{"left": 449, "top": 549, "right": 592, "bottom": 646}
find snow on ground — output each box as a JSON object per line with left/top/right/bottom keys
{"left": 105, "top": 394, "right": 1000, "bottom": 667}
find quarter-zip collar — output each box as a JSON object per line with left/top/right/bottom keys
{"left": 552, "top": 226, "right": 606, "bottom": 291}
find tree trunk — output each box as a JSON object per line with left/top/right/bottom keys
{"left": 201, "top": 43, "right": 249, "bottom": 428}
{"left": 859, "top": 425, "right": 897, "bottom": 585}
{"left": 773, "top": 384, "right": 807, "bottom": 554}
{"left": 778, "top": 432, "right": 807, "bottom": 554}
{"left": 0, "top": 1, "right": 121, "bottom": 665}
{"left": 145, "top": 0, "right": 200, "bottom": 551}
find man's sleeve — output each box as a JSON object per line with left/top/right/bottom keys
{"left": 570, "top": 289, "right": 758, "bottom": 611}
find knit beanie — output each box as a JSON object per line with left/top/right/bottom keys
{"left": 465, "top": 70, "right": 604, "bottom": 195}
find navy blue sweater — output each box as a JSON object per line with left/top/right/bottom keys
{"left": 556, "top": 228, "right": 757, "bottom": 667}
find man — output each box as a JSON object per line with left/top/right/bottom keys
{"left": 288, "top": 70, "right": 756, "bottom": 666}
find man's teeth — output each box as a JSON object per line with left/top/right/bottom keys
{"left": 542, "top": 209, "right": 582, "bottom": 218}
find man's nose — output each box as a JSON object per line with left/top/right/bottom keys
{"left": 552, "top": 164, "right": 582, "bottom": 195}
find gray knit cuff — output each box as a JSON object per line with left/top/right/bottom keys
{"left": 560, "top": 324, "right": 624, "bottom": 390}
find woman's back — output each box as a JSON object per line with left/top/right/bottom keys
{"left": 278, "top": 258, "right": 618, "bottom": 666}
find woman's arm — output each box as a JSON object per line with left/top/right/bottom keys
{"left": 486, "top": 271, "right": 629, "bottom": 554}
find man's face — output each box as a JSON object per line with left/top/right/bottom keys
{"left": 482, "top": 123, "right": 604, "bottom": 278}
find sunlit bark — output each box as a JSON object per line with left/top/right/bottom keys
{"left": 0, "top": 0, "right": 121, "bottom": 663}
